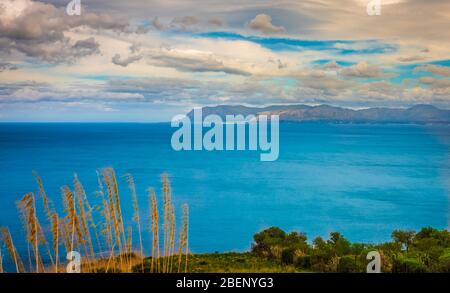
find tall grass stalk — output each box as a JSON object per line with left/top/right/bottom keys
{"left": 3, "top": 168, "right": 189, "bottom": 273}
{"left": 73, "top": 175, "right": 95, "bottom": 266}
{"left": 149, "top": 188, "right": 160, "bottom": 273}
{"left": 62, "top": 186, "right": 92, "bottom": 272}
{"left": 127, "top": 225, "right": 133, "bottom": 271}
{"left": 33, "top": 172, "right": 57, "bottom": 269}
{"left": 125, "top": 174, "right": 144, "bottom": 272}
{"left": 17, "top": 193, "right": 41, "bottom": 272}
{"left": 50, "top": 213, "right": 59, "bottom": 272}
{"left": 183, "top": 204, "right": 189, "bottom": 273}
{"left": 162, "top": 173, "right": 172, "bottom": 273}
{"left": 0, "top": 246, "right": 3, "bottom": 273}
{"left": 101, "top": 168, "right": 124, "bottom": 268}
{"left": 169, "top": 205, "right": 176, "bottom": 273}
{"left": 0, "top": 227, "right": 25, "bottom": 273}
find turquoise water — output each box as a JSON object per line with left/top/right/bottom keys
{"left": 0, "top": 123, "right": 449, "bottom": 263}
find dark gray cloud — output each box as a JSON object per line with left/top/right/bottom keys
{"left": 111, "top": 53, "right": 143, "bottom": 67}
{"left": 0, "top": 62, "right": 17, "bottom": 71}
{"left": 0, "top": 0, "right": 128, "bottom": 62}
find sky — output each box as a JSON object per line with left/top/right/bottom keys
{"left": 0, "top": 0, "right": 449, "bottom": 121}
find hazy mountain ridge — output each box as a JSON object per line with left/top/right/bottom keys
{"left": 187, "top": 104, "right": 450, "bottom": 123}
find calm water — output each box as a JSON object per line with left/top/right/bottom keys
{"left": 0, "top": 123, "right": 449, "bottom": 263}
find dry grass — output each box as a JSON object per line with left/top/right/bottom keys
{"left": 0, "top": 227, "right": 25, "bottom": 273}
{"left": 0, "top": 246, "right": 3, "bottom": 273}
{"left": 0, "top": 167, "right": 189, "bottom": 273}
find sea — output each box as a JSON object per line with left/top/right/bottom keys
{"left": 0, "top": 122, "right": 449, "bottom": 268}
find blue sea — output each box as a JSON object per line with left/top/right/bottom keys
{"left": 0, "top": 122, "right": 449, "bottom": 265}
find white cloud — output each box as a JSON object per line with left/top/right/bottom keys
{"left": 340, "top": 61, "right": 394, "bottom": 78}
{"left": 247, "top": 14, "right": 285, "bottom": 34}
{"left": 419, "top": 77, "right": 450, "bottom": 88}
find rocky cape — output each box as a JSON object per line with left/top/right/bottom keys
{"left": 187, "top": 104, "right": 450, "bottom": 123}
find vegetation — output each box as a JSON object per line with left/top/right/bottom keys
{"left": 250, "top": 226, "right": 450, "bottom": 273}
{"left": 0, "top": 168, "right": 189, "bottom": 273}
{"left": 134, "top": 226, "right": 450, "bottom": 273}
{"left": 1, "top": 168, "right": 449, "bottom": 273}
{"left": 136, "top": 252, "right": 302, "bottom": 273}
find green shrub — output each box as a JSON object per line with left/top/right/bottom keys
{"left": 437, "top": 249, "right": 450, "bottom": 272}
{"left": 392, "top": 257, "right": 428, "bottom": 273}
{"left": 337, "top": 256, "right": 358, "bottom": 273}
{"left": 281, "top": 248, "right": 295, "bottom": 265}
{"left": 296, "top": 255, "right": 312, "bottom": 269}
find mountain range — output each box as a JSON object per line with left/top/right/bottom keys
{"left": 187, "top": 104, "right": 450, "bottom": 123}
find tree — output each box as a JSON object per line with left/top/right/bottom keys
{"left": 328, "top": 232, "right": 351, "bottom": 256}
{"left": 252, "top": 227, "right": 286, "bottom": 257}
{"left": 391, "top": 230, "right": 415, "bottom": 252}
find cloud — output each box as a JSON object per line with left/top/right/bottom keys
{"left": 106, "top": 77, "right": 306, "bottom": 106}
{"left": 112, "top": 53, "right": 142, "bottom": 67}
{"left": 0, "top": 62, "right": 17, "bottom": 71}
{"left": 248, "top": 14, "right": 285, "bottom": 34}
{"left": 0, "top": 81, "right": 145, "bottom": 103}
{"left": 0, "top": 0, "right": 128, "bottom": 62}
{"left": 414, "top": 64, "right": 450, "bottom": 77}
{"left": 298, "top": 73, "right": 355, "bottom": 96}
{"left": 397, "top": 55, "right": 425, "bottom": 63}
{"left": 72, "top": 37, "right": 100, "bottom": 57}
{"left": 208, "top": 18, "right": 224, "bottom": 27}
{"left": 321, "top": 60, "right": 342, "bottom": 70}
{"left": 148, "top": 47, "right": 252, "bottom": 76}
{"left": 171, "top": 16, "right": 199, "bottom": 27}
{"left": 152, "top": 17, "right": 166, "bottom": 31}
{"left": 268, "top": 58, "right": 287, "bottom": 69}
{"left": 151, "top": 15, "right": 224, "bottom": 32}
{"left": 152, "top": 15, "right": 201, "bottom": 32}
{"left": 1, "top": 0, "right": 450, "bottom": 120}
{"left": 340, "top": 61, "right": 393, "bottom": 78}
{"left": 419, "top": 76, "right": 450, "bottom": 88}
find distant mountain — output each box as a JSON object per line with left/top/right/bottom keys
{"left": 187, "top": 104, "right": 450, "bottom": 123}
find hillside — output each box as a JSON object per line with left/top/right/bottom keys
{"left": 187, "top": 104, "right": 450, "bottom": 123}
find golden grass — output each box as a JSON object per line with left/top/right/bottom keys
{"left": 0, "top": 227, "right": 25, "bottom": 273}
{"left": 0, "top": 168, "right": 189, "bottom": 273}
{"left": 50, "top": 213, "right": 59, "bottom": 272}
{"left": 0, "top": 245, "right": 3, "bottom": 273}
{"left": 125, "top": 173, "right": 144, "bottom": 272}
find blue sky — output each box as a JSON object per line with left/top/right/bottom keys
{"left": 0, "top": 0, "right": 449, "bottom": 121}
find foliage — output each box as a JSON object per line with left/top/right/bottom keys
{"left": 251, "top": 226, "right": 450, "bottom": 273}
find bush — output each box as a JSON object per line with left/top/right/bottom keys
{"left": 337, "top": 256, "right": 358, "bottom": 273}
{"left": 392, "top": 257, "right": 428, "bottom": 273}
{"left": 281, "top": 248, "right": 295, "bottom": 265}
{"left": 252, "top": 227, "right": 286, "bottom": 257}
{"left": 437, "top": 249, "right": 450, "bottom": 272}
{"left": 296, "top": 255, "right": 312, "bottom": 269}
